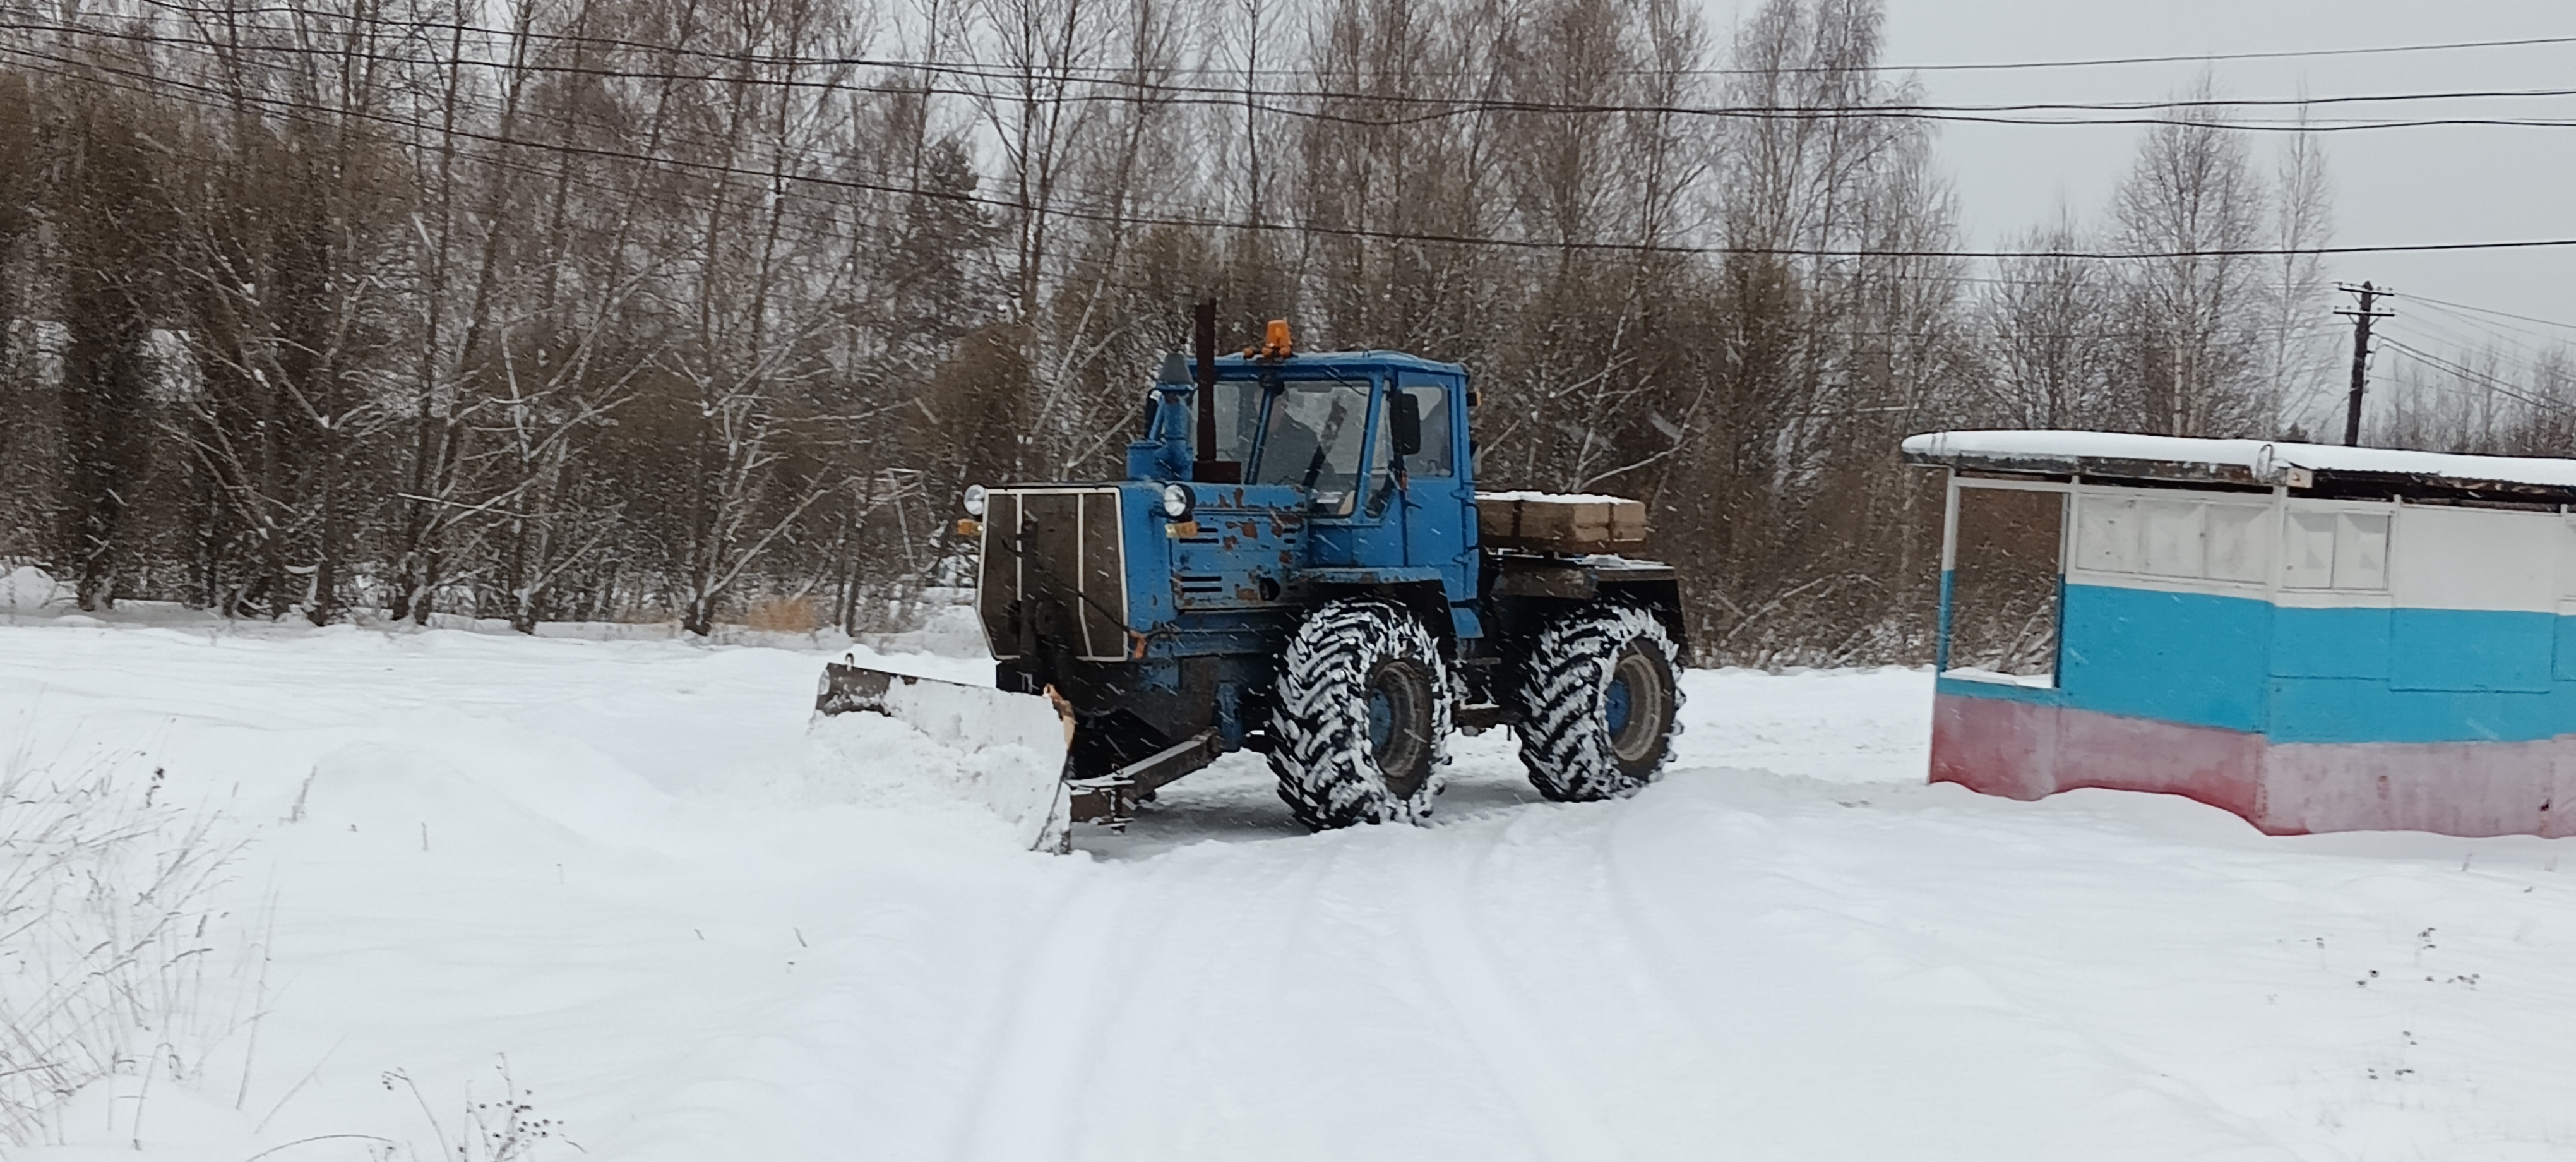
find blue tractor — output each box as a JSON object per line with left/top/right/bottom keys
{"left": 818, "top": 304, "right": 1687, "bottom": 842}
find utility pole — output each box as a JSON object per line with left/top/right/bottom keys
{"left": 2336, "top": 282, "right": 2395, "bottom": 446}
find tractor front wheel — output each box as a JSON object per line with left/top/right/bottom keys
{"left": 1511, "top": 603, "right": 1685, "bottom": 802}
{"left": 1268, "top": 598, "right": 1453, "bottom": 830}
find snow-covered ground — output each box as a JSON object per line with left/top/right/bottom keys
{"left": 5, "top": 611, "right": 2575, "bottom": 1160}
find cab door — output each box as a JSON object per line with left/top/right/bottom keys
{"left": 1391, "top": 375, "right": 1474, "bottom": 602}
{"left": 1305, "top": 375, "right": 1407, "bottom": 569}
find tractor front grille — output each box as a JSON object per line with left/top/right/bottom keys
{"left": 977, "top": 487, "right": 1131, "bottom": 663}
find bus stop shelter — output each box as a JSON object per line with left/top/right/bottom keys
{"left": 1904, "top": 429, "right": 2576, "bottom": 838}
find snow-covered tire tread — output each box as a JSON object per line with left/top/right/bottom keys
{"left": 1512, "top": 603, "right": 1685, "bottom": 803}
{"left": 1268, "top": 598, "right": 1453, "bottom": 830}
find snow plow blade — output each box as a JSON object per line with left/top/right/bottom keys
{"left": 809, "top": 656, "right": 1076, "bottom": 852}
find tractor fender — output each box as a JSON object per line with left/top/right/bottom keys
{"left": 1296, "top": 573, "right": 1456, "bottom": 654}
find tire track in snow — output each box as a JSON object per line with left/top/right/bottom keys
{"left": 943, "top": 866, "right": 1140, "bottom": 1161}
{"left": 948, "top": 836, "right": 1372, "bottom": 1160}
{"left": 1059, "top": 837, "right": 1365, "bottom": 1157}
{"left": 1398, "top": 813, "right": 1628, "bottom": 1161}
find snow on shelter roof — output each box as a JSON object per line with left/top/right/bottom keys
{"left": 1900, "top": 430, "right": 2576, "bottom": 501}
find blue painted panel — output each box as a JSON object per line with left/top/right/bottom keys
{"left": 1168, "top": 495, "right": 1305, "bottom": 616}
{"left": 1118, "top": 483, "right": 1176, "bottom": 630}
{"left": 2058, "top": 584, "right": 2271, "bottom": 733}
{"left": 2270, "top": 606, "right": 2388, "bottom": 678}
{"left": 2557, "top": 616, "right": 2576, "bottom": 681}
{"left": 2268, "top": 678, "right": 2563, "bottom": 744}
{"left": 1953, "top": 666, "right": 2576, "bottom": 745}
{"left": 1946, "top": 578, "right": 2576, "bottom": 745}
{"left": 2388, "top": 608, "right": 2554, "bottom": 692}
{"left": 1304, "top": 522, "right": 1377, "bottom": 566}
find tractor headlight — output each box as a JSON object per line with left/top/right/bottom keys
{"left": 962, "top": 484, "right": 988, "bottom": 517}
{"left": 1160, "top": 482, "right": 1195, "bottom": 520}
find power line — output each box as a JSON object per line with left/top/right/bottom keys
{"left": 2380, "top": 352, "right": 2570, "bottom": 430}
{"left": 2387, "top": 290, "right": 2576, "bottom": 335}
{"left": 104, "top": 1, "right": 2576, "bottom": 78}
{"left": 2382, "top": 338, "right": 2576, "bottom": 416}
{"left": 21, "top": 35, "right": 2576, "bottom": 265}
{"left": 19, "top": 29, "right": 2576, "bottom": 265}
{"left": 2386, "top": 339, "right": 2556, "bottom": 397}
{"left": 2387, "top": 310, "right": 2556, "bottom": 362}
{"left": 2384, "top": 306, "right": 2572, "bottom": 366}
{"left": 22, "top": 13, "right": 2576, "bottom": 136}
{"left": 1879, "top": 34, "right": 2576, "bottom": 75}
{"left": 1934, "top": 86, "right": 2576, "bottom": 112}
{"left": 2400, "top": 315, "right": 2576, "bottom": 393}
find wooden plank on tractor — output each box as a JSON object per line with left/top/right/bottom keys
{"left": 1474, "top": 491, "right": 1649, "bottom": 554}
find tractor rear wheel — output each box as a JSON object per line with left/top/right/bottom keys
{"left": 1268, "top": 598, "right": 1453, "bottom": 830}
{"left": 1510, "top": 603, "right": 1684, "bottom": 802}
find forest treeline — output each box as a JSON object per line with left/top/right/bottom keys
{"left": 0, "top": 0, "right": 2567, "bottom": 661}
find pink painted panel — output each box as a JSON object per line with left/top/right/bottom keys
{"left": 2263, "top": 740, "right": 2576, "bottom": 839}
{"left": 1929, "top": 693, "right": 2055, "bottom": 801}
{"left": 2052, "top": 706, "right": 2265, "bottom": 822}
{"left": 1930, "top": 691, "right": 2576, "bottom": 838}
{"left": 1929, "top": 693, "right": 2262, "bottom": 820}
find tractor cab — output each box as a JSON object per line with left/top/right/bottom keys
{"left": 1126, "top": 339, "right": 1480, "bottom": 621}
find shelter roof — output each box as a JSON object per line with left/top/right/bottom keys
{"left": 1901, "top": 430, "right": 2576, "bottom": 503}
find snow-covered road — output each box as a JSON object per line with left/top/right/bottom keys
{"left": 7, "top": 617, "right": 2576, "bottom": 1160}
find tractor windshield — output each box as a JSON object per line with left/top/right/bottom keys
{"left": 1244, "top": 376, "right": 1374, "bottom": 513}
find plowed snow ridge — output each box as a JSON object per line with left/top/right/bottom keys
{"left": 4, "top": 616, "right": 2574, "bottom": 1160}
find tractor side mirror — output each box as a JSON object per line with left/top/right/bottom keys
{"left": 1390, "top": 391, "right": 1423, "bottom": 458}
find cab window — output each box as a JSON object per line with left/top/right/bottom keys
{"left": 1248, "top": 376, "right": 1373, "bottom": 514}
{"left": 1211, "top": 378, "right": 1265, "bottom": 465}
{"left": 1396, "top": 382, "right": 1453, "bottom": 477}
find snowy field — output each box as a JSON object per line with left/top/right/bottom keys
{"left": 6, "top": 610, "right": 2576, "bottom": 1160}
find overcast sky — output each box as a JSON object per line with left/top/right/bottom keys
{"left": 1790, "top": 1, "right": 2576, "bottom": 372}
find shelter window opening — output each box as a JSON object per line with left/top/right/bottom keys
{"left": 1944, "top": 480, "right": 2066, "bottom": 686}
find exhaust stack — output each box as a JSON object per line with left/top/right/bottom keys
{"left": 1193, "top": 300, "right": 1237, "bottom": 482}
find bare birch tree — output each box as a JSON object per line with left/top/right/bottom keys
{"left": 2109, "top": 77, "right": 2267, "bottom": 438}
{"left": 2264, "top": 113, "right": 2335, "bottom": 438}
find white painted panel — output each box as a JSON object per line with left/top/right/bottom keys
{"left": 2075, "top": 495, "right": 2139, "bottom": 573}
{"left": 2337, "top": 513, "right": 2389, "bottom": 592}
{"left": 2271, "top": 587, "right": 2395, "bottom": 609}
{"left": 2206, "top": 503, "right": 2270, "bottom": 584}
{"left": 2561, "top": 517, "right": 2576, "bottom": 599}
{"left": 2141, "top": 500, "right": 2204, "bottom": 578}
{"left": 2386, "top": 505, "right": 2555, "bottom": 610}
{"left": 2284, "top": 512, "right": 2336, "bottom": 589}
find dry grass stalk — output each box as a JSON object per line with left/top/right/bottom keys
{"left": 741, "top": 594, "right": 819, "bottom": 634}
